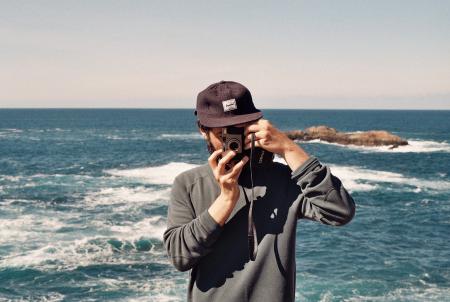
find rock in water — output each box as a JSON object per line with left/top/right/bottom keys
{"left": 285, "top": 125, "right": 409, "bottom": 147}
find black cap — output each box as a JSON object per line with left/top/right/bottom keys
{"left": 194, "top": 81, "right": 263, "bottom": 128}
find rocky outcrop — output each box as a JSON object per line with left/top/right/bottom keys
{"left": 284, "top": 125, "right": 409, "bottom": 149}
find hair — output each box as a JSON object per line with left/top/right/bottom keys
{"left": 196, "top": 120, "right": 216, "bottom": 154}
{"left": 196, "top": 120, "right": 211, "bottom": 132}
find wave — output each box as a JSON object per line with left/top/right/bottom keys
{"left": 127, "top": 295, "right": 181, "bottom": 302}
{"left": 343, "top": 286, "right": 450, "bottom": 302}
{"left": 300, "top": 138, "right": 450, "bottom": 153}
{"left": 97, "top": 277, "right": 184, "bottom": 302}
{"left": 107, "top": 216, "right": 167, "bottom": 241}
{"left": 1, "top": 292, "right": 66, "bottom": 302}
{"left": 0, "top": 129, "right": 23, "bottom": 138}
{"left": 83, "top": 186, "right": 170, "bottom": 208}
{"left": 0, "top": 215, "right": 167, "bottom": 270}
{"left": 328, "top": 164, "right": 450, "bottom": 193}
{"left": 105, "top": 135, "right": 126, "bottom": 140}
{"left": 0, "top": 173, "right": 93, "bottom": 181}
{"left": 274, "top": 156, "right": 450, "bottom": 193}
{"left": 0, "top": 213, "right": 72, "bottom": 242}
{"left": 157, "top": 133, "right": 203, "bottom": 140}
{"left": 105, "top": 162, "right": 200, "bottom": 185}
{"left": 0, "top": 173, "right": 98, "bottom": 193}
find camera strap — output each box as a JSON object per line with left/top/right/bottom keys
{"left": 243, "top": 132, "right": 258, "bottom": 261}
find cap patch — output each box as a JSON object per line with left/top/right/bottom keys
{"left": 222, "top": 99, "right": 237, "bottom": 112}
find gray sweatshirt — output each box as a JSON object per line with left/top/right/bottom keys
{"left": 163, "top": 156, "right": 356, "bottom": 302}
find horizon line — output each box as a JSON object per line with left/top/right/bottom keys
{"left": 0, "top": 107, "right": 449, "bottom": 111}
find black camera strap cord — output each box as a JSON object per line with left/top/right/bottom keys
{"left": 220, "top": 130, "right": 258, "bottom": 261}
{"left": 242, "top": 132, "right": 258, "bottom": 261}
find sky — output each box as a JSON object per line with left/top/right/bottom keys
{"left": 0, "top": 0, "right": 449, "bottom": 109}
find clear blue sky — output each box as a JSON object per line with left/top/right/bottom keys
{"left": 1, "top": 0, "right": 449, "bottom": 109}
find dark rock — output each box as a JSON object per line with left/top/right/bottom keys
{"left": 285, "top": 125, "right": 409, "bottom": 147}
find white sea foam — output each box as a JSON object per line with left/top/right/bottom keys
{"left": 3, "top": 293, "right": 66, "bottom": 302}
{"left": 1, "top": 128, "right": 23, "bottom": 133}
{"left": 0, "top": 235, "right": 164, "bottom": 270}
{"left": 0, "top": 238, "right": 115, "bottom": 270}
{"left": 344, "top": 285, "right": 450, "bottom": 301}
{"left": 273, "top": 156, "right": 450, "bottom": 193}
{"left": 108, "top": 216, "right": 167, "bottom": 242}
{"left": 138, "top": 294, "right": 182, "bottom": 302}
{"left": 135, "top": 295, "right": 181, "bottom": 302}
{"left": 105, "top": 135, "right": 126, "bottom": 140}
{"left": 0, "top": 212, "right": 168, "bottom": 270}
{"left": 105, "top": 162, "right": 200, "bottom": 185}
{"left": 328, "top": 164, "right": 450, "bottom": 193}
{"left": 0, "top": 173, "right": 90, "bottom": 182}
{"left": 0, "top": 215, "right": 68, "bottom": 244}
{"left": 83, "top": 186, "right": 170, "bottom": 207}
{"left": 158, "top": 133, "right": 203, "bottom": 140}
{"left": 0, "top": 128, "right": 24, "bottom": 139}
{"left": 299, "top": 138, "right": 450, "bottom": 153}
{"left": 104, "top": 277, "right": 184, "bottom": 302}
{"left": 0, "top": 175, "right": 22, "bottom": 181}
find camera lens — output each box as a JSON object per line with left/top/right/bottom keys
{"left": 229, "top": 141, "right": 239, "bottom": 151}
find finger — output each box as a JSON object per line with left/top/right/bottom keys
{"left": 245, "top": 124, "right": 260, "bottom": 135}
{"left": 244, "top": 118, "right": 265, "bottom": 134}
{"left": 226, "top": 156, "right": 249, "bottom": 179}
{"left": 208, "top": 149, "right": 223, "bottom": 169}
{"left": 244, "top": 131, "right": 265, "bottom": 145}
{"left": 217, "top": 150, "right": 237, "bottom": 174}
{"left": 244, "top": 140, "right": 262, "bottom": 150}
{"left": 218, "top": 151, "right": 237, "bottom": 174}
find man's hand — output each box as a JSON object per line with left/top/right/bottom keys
{"left": 244, "top": 119, "right": 310, "bottom": 172}
{"left": 244, "top": 119, "right": 294, "bottom": 156}
{"left": 207, "top": 149, "right": 249, "bottom": 226}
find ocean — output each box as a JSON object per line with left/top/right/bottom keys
{"left": 0, "top": 109, "right": 449, "bottom": 302}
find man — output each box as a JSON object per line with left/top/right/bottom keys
{"left": 163, "top": 81, "right": 356, "bottom": 302}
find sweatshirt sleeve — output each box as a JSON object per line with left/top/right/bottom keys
{"left": 163, "top": 174, "right": 223, "bottom": 272}
{"left": 288, "top": 156, "right": 356, "bottom": 226}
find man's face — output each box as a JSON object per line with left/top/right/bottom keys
{"left": 199, "top": 122, "right": 249, "bottom": 152}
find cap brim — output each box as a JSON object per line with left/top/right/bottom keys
{"left": 199, "top": 111, "right": 263, "bottom": 128}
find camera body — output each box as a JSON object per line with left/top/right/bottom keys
{"left": 222, "top": 126, "right": 274, "bottom": 165}
{"left": 222, "top": 126, "right": 245, "bottom": 161}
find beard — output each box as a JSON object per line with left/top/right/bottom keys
{"left": 206, "top": 140, "right": 216, "bottom": 155}
{"left": 205, "top": 130, "right": 220, "bottom": 155}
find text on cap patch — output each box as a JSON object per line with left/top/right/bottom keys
{"left": 222, "top": 99, "right": 237, "bottom": 112}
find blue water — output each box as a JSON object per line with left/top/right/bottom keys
{"left": 0, "top": 109, "right": 449, "bottom": 302}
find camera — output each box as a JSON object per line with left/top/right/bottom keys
{"left": 222, "top": 126, "right": 274, "bottom": 165}
{"left": 222, "top": 126, "right": 245, "bottom": 161}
